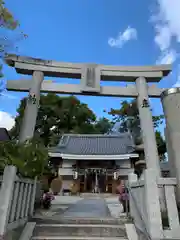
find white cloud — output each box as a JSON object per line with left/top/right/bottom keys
{"left": 0, "top": 111, "right": 15, "bottom": 130}
{"left": 151, "top": 0, "right": 180, "bottom": 64}
{"left": 173, "top": 79, "right": 180, "bottom": 87}
{"left": 173, "top": 65, "right": 180, "bottom": 87}
{"left": 108, "top": 26, "right": 137, "bottom": 48}
{"left": 156, "top": 49, "right": 178, "bottom": 64}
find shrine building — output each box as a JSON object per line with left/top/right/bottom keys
{"left": 48, "top": 133, "right": 140, "bottom": 194}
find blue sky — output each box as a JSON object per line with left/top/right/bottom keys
{"left": 0, "top": 0, "right": 180, "bottom": 132}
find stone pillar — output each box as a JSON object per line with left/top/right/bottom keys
{"left": 161, "top": 88, "right": 180, "bottom": 203}
{"left": 143, "top": 169, "right": 163, "bottom": 239}
{"left": 19, "top": 71, "right": 44, "bottom": 143}
{"left": 164, "top": 127, "right": 176, "bottom": 177}
{"left": 136, "top": 77, "right": 160, "bottom": 176}
{"left": 0, "top": 166, "right": 17, "bottom": 237}
{"left": 128, "top": 173, "right": 140, "bottom": 226}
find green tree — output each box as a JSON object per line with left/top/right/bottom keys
{"left": 10, "top": 94, "right": 112, "bottom": 146}
{"left": 0, "top": 1, "right": 27, "bottom": 77}
{"left": 0, "top": 0, "right": 18, "bottom": 62}
{"left": 94, "top": 117, "right": 113, "bottom": 134}
{"left": 0, "top": 0, "right": 18, "bottom": 30}
{"left": 155, "top": 130, "right": 166, "bottom": 160}
{"left": 107, "top": 99, "right": 166, "bottom": 156}
{"left": 0, "top": 139, "right": 49, "bottom": 178}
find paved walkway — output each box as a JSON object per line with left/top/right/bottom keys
{"left": 35, "top": 196, "right": 123, "bottom": 219}
{"left": 62, "top": 198, "right": 111, "bottom": 218}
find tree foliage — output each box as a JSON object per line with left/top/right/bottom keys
{"left": 94, "top": 117, "right": 113, "bottom": 134}
{"left": 10, "top": 94, "right": 166, "bottom": 163}
{"left": 0, "top": 1, "right": 27, "bottom": 77}
{"left": 0, "top": 0, "right": 19, "bottom": 30}
{"left": 0, "top": 139, "right": 49, "bottom": 178}
{"left": 10, "top": 94, "right": 112, "bottom": 146}
{"left": 0, "top": 0, "right": 19, "bottom": 61}
{"left": 107, "top": 99, "right": 166, "bottom": 155}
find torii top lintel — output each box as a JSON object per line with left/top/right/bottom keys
{"left": 4, "top": 54, "right": 172, "bottom": 82}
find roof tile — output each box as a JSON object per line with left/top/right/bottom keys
{"left": 50, "top": 133, "right": 135, "bottom": 155}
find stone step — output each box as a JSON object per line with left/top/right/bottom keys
{"left": 32, "top": 236, "right": 127, "bottom": 240}
{"left": 80, "top": 193, "right": 115, "bottom": 198}
{"left": 33, "top": 224, "right": 127, "bottom": 238}
{"left": 33, "top": 217, "right": 131, "bottom": 225}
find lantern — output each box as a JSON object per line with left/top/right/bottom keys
{"left": 73, "top": 171, "right": 78, "bottom": 180}
{"left": 113, "top": 171, "right": 118, "bottom": 180}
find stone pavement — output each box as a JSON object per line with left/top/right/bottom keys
{"left": 32, "top": 196, "right": 130, "bottom": 240}
{"left": 34, "top": 195, "right": 124, "bottom": 219}
{"left": 62, "top": 198, "right": 111, "bottom": 218}
{"left": 106, "top": 197, "right": 124, "bottom": 218}
{"left": 52, "top": 195, "right": 81, "bottom": 205}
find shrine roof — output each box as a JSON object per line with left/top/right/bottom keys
{"left": 49, "top": 133, "right": 136, "bottom": 156}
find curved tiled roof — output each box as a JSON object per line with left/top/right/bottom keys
{"left": 49, "top": 133, "right": 136, "bottom": 155}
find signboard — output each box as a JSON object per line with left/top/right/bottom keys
{"left": 81, "top": 64, "right": 101, "bottom": 93}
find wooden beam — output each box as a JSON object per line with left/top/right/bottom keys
{"left": 6, "top": 80, "right": 167, "bottom": 98}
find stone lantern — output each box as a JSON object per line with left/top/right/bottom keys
{"left": 134, "top": 160, "right": 146, "bottom": 180}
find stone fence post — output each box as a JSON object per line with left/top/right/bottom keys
{"left": 29, "top": 176, "right": 37, "bottom": 216}
{"left": 0, "top": 166, "right": 17, "bottom": 238}
{"left": 144, "top": 169, "right": 163, "bottom": 239}
{"left": 128, "top": 173, "right": 138, "bottom": 219}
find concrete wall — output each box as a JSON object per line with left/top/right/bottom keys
{"left": 115, "top": 159, "right": 131, "bottom": 168}
{"left": 115, "top": 159, "right": 133, "bottom": 176}
{"left": 117, "top": 168, "right": 134, "bottom": 176}
{"left": 58, "top": 160, "right": 76, "bottom": 176}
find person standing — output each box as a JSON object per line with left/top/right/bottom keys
{"left": 120, "top": 187, "right": 129, "bottom": 213}
{"left": 117, "top": 180, "right": 129, "bottom": 213}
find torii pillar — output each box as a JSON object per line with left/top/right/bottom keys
{"left": 19, "top": 71, "right": 44, "bottom": 143}
{"left": 136, "top": 77, "right": 161, "bottom": 176}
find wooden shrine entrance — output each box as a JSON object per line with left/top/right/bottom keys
{"left": 75, "top": 160, "right": 118, "bottom": 193}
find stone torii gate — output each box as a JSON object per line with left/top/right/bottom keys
{"left": 5, "top": 54, "right": 171, "bottom": 179}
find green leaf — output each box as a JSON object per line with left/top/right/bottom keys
{"left": 0, "top": 139, "right": 49, "bottom": 178}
